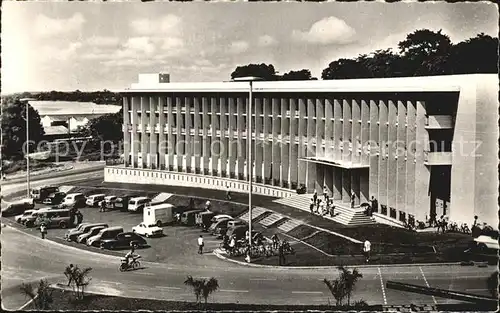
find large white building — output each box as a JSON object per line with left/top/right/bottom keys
{"left": 105, "top": 74, "right": 498, "bottom": 227}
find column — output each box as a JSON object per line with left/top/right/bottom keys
{"left": 324, "top": 99, "right": 334, "bottom": 161}
{"left": 236, "top": 96, "right": 245, "bottom": 180}
{"left": 175, "top": 97, "right": 183, "bottom": 172}
{"left": 342, "top": 168, "right": 351, "bottom": 203}
{"left": 342, "top": 99, "right": 352, "bottom": 164}
{"left": 352, "top": 100, "right": 361, "bottom": 165}
{"left": 263, "top": 97, "right": 272, "bottom": 184}
{"left": 185, "top": 96, "right": 193, "bottom": 173}
{"left": 405, "top": 101, "right": 417, "bottom": 217}
{"left": 324, "top": 165, "right": 333, "bottom": 197}
{"left": 387, "top": 100, "right": 398, "bottom": 212}
{"left": 193, "top": 97, "right": 201, "bottom": 174}
{"left": 333, "top": 99, "right": 342, "bottom": 161}
{"left": 297, "top": 98, "right": 307, "bottom": 187}
{"left": 227, "top": 97, "right": 236, "bottom": 178}
{"left": 220, "top": 97, "right": 228, "bottom": 177}
{"left": 315, "top": 99, "right": 324, "bottom": 191}
{"left": 167, "top": 96, "right": 174, "bottom": 171}
{"left": 210, "top": 97, "right": 219, "bottom": 176}
{"left": 369, "top": 100, "right": 379, "bottom": 206}
{"left": 281, "top": 98, "right": 290, "bottom": 187}
{"left": 289, "top": 98, "right": 299, "bottom": 189}
{"left": 254, "top": 97, "right": 263, "bottom": 182}
{"left": 333, "top": 167, "right": 342, "bottom": 200}
{"left": 414, "top": 100, "right": 430, "bottom": 222}
{"left": 123, "top": 96, "right": 130, "bottom": 167}
{"left": 140, "top": 96, "right": 148, "bottom": 168}
{"left": 378, "top": 100, "right": 389, "bottom": 211}
{"left": 158, "top": 96, "right": 166, "bottom": 170}
{"left": 149, "top": 96, "right": 158, "bottom": 169}
{"left": 360, "top": 100, "right": 370, "bottom": 166}
{"left": 202, "top": 97, "right": 210, "bottom": 175}
{"left": 271, "top": 98, "right": 281, "bottom": 186}
{"left": 306, "top": 98, "right": 317, "bottom": 192}
{"left": 396, "top": 101, "right": 407, "bottom": 217}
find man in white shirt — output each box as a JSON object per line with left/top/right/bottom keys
{"left": 198, "top": 235, "right": 204, "bottom": 254}
{"left": 363, "top": 239, "right": 371, "bottom": 263}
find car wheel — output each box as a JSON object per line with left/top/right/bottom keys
{"left": 156, "top": 220, "right": 162, "bottom": 227}
{"left": 60, "top": 222, "right": 67, "bottom": 229}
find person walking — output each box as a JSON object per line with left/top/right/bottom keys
{"left": 313, "top": 190, "right": 318, "bottom": 204}
{"left": 197, "top": 235, "right": 204, "bottom": 254}
{"left": 351, "top": 192, "right": 356, "bottom": 208}
{"left": 323, "top": 185, "right": 328, "bottom": 199}
{"left": 99, "top": 200, "right": 106, "bottom": 212}
{"left": 66, "top": 264, "right": 75, "bottom": 286}
{"left": 40, "top": 223, "right": 47, "bottom": 239}
{"left": 370, "top": 196, "right": 378, "bottom": 213}
{"left": 363, "top": 239, "right": 371, "bottom": 263}
{"left": 310, "top": 198, "right": 315, "bottom": 214}
{"left": 205, "top": 200, "right": 211, "bottom": 211}
{"left": 226, "top": 186, "right": 232, "bottom": 200}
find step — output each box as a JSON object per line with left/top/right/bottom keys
{"left": 278, "top": 219, "right": 302, "bottom": 233}
{"left": 259, "top": 213, "right": 284, "bottom": 227}
{"left": 253, "top": 211, "right": 274, "bottom": 224}
{"left": 238, "top": 207, "right": 268, "bottom": 221}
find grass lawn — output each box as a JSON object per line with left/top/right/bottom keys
{"left": 28, "top": 286, "right": 379, "bottom": 311}
{"left": 287, "top": 224, "right": 318, "bottom": 240}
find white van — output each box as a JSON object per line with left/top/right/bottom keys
{"left": 144, "top": 203, "right": 175, "bottom": 226}
{"left": 128, "top": 197, "right": 150, "bottom": 213}
{"left": 63, "top": 193, "right": 86, "bottom": 208}
{"left": 86, "top": 194, "right": 106, "bottom": 207}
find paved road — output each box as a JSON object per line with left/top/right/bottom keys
{"left": 1, "top": 170, "right": 495, "bottom": 309}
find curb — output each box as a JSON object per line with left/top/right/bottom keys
{"left": 18, "top": 295, "right": 38, "bottom": 310}
{"left": 212, "top": 248, "right": 466, "bottom": 269}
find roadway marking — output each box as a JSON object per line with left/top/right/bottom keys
{"left": 291, "top": 291, "right": 323, "bottom": 294}
{"left": 219, "top": 289, "right": 249, "bottom": 293}
{"left": 378, "top": 267, "right": 387, "bottom": 305}
{"left": 250, "top": 278, "right": 277, "bottom": 281}
{"left": 155, "top": 286, "right": 181, "bottom": 290}
{"left": 419, "top": 267, "right": 437, "bottom": 304}
{"left": 465, "top": 288, "right": 488, "bottom": 292}
{"left": 139, "top": 272, "right": 156, "bottom": 276}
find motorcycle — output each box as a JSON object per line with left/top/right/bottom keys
{"left": 119, "top": 255, "right": 141, "bottom": 272}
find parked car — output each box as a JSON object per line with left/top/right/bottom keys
{"left": 100, "top": 232, "right": 147, "bottom": 250}
{"left": 42, "top": 192, "right": 66, "bottom": 205}
{"left": 15, "top": 210, "right": 35, "bottom": 223}
{"left": 212, "top": 218, "right": 234, "bottom": 238}
{"left": 113, "top": 196, "right": 130, "bottom": 211}
{"left": 226, "top": 225, "right": 249, "bottom": 240}
{"left": 104, "top": 196, "right": 118, "bottom": 209}
{"left": 128, "top": 197, "right": 150, "bottom": 213}
{"left": 31, "top": 186, "right": 59, "bottom": 203}
{"left": 62, "top": 193, "right": 86, "bottom": 208}
{"left": 195, "top": 211, "right": 216, "bottom": 228}
{"left": 33, "top": 208, "right": 72, "bottom": 229}
{"left": 474, "top": 235, "right": 500, "bottom": 251}
{"left": 180, "top": 209, "right": 204, "bottom": 226}
{"left": 64, "top": 222, "right": 93, "bottom": 241}
{"left": 1, "top": 199, "right": 35, "bottom": 217}
{"left": 208, "top": 217, "right": 232, "bottom": 234}
{"left": 86, "top": 194, "right": 106, "bottom": 207}
{"left": 211, "top": 214, "right": 233, "bottom": 223}
{"left": 77, "top": 225, "right": 108, "bottom": 243}
{"left": 227, "top": 220, "right": 247, "bottom": 229}
{"left": 132, "top": 223, "right": 164, "bottom": 237}
{"left": 87, "top": 226, "right": 124, "bottom": 247}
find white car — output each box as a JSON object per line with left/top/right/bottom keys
{"left": 132, "top": 223, "right": 163, "bottom": 238}
{"left": 474, "top": 235, "right": 499, "bottom": 250}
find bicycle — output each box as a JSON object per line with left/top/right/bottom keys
{"left": 119, "top": 255, "right": 141, "bottom": 272}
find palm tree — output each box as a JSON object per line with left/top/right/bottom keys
{"left": 64, "top": 265, "right": 93, "bottom": 300}
{"left": 323, "top": 278, "right": 346, "bottom": 306}
{"left": 20, "top": 279, "right": 53, "bottom": 310}
{"left": 184, "top": 275, "right": 219, "bottom": 308}
{"left": 337, "top": 266, "right": 363, "bottom": 306}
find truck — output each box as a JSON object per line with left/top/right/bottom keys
{"left": 143, "top": 203, "right": 175, "bottom": 227}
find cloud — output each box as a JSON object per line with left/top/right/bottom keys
{"left": 257, "top": 35, "right": 277, "bottom": 47}
{"left": 131, "top": 14, "right": 181, "bottom": 35}
{"left": 228, "top": 40, "right": 249, "bottom": 54}
{"left": 40, "top": 42, "right": 83, "bottom": 60}
{"left": 87, "top": 36, "right": 120, "bottom": 47}
{"left": 161, "top": 37, "right": 184, "bottom": 50}
{"left": 34, "top": 13, "right": 85, "bottom": 37}
{"left": 292, "top": 16, "right": 356, "bottom": 45}
{"left": 122, "top": 37, "right": 156, "bottom": 55}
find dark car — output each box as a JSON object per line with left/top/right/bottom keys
{"left": 180, "top": 209, "right": 204, "bottom": 226}
{"left": 100, "top": 232, "right": 147, "bottom": 250}
{"left": 42, "top": 192, "right": 66, "bottom": 205}
{"left": 65, "top": 223, "right": 109, "bottom": 242}
{"left": 1, "top": 199, "right": 35, "bottom": 217}
{"left": 212, "top": 218, "right": 234, "bottom": 238}
{"left": 226, "top": 225, "right": 249, "bottom": 241}
{"left": 77, "top": 225, "right": 108, "bottom": 243}
{"left": 113, "top": 196, "right": 131, "bottom": 212}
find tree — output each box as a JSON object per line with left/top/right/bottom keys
{"left": 1, "top": 97, "right": 45, "bottom": 160}
{"left": 184, "top": 275, "right": 219, "bottom": 307}
{"left": 323, "top": 266, "right": 363, "bottom": 307}
{"left": 361, "top": 49, "right": 404, "bottom": 78}
{"left": 448, "top": 33, "right": 498, "bottom": 74}
{"left": 321, "top": 58, "right": 372, "bottom": 80}
{"left": 80, "top": 109, "right": 123, "bottom": 143}
{"left": 280, "top": 69, "right": 317, "bottom": 81}
{"left": 230, "top": 63, "right": 278, "bottom": 81}
{"left": 64, "top": 265, "right": 93, "bottom": 300}
{"left": 486, "top": 271, "right": 498, "bottom": 299}
{"left": 20, "top": 279, "right": 54, "bottom": 310}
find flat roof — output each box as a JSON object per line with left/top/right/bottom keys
{"left": 301, "top": 157, "right": 369, "bottom": 169}
{"left": 115, "top": 74, "right": 497, "bottom": 94}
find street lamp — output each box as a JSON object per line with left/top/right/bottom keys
{"left": 20, "top": 98, "right": 34, "bottom": 198}
{"left": 232, "top": 76, "right": 263, "bottom": 262}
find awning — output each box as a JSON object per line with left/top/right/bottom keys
{"left": 299, "top": 157, "right": 369, "bottom": 169}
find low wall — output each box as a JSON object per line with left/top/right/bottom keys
{"left": 104, "top": 166, "right": 295, "bottom": 199}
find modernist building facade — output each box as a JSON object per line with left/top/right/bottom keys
{"left": 105, "top": 74, "right": 498, "bottom": 227}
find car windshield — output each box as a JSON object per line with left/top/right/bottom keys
{"left": 147, "top": 224, "right": 156, "bottom": 228}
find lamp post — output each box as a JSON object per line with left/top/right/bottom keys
{"left": 20, "top": 98, "right": 34, "bottom": 198}
{"left": 232, "top": 76, "right": 263, "bottom": 262}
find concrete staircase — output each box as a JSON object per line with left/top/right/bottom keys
{"left": 273, "top": 194, "right": 376, "bottom": 226}
{"left": 238, "top": 207, "right": 268, "bottom": 222}
{"left": 278, "top": 218, "right": 302, "bottom": 232}
{"left": 259, "top": 213, "right": 284, "bottom": 227}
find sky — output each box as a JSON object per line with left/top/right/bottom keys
{"left": 1, "top": 1, "right": 498, "bottom": 94}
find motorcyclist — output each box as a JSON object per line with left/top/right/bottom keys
{"left": 124, "top": 246, "right": 138, "bottom": 268}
